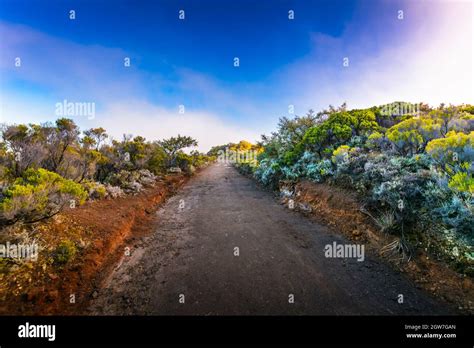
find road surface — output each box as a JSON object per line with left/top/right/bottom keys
{"left": 89, "top": 163, "right": 449, "bottom": 315}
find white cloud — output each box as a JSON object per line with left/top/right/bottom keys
{"left": 0, "top": 22, "right": 264, "bottom": 148}
{"left": 274, "top": 0, "right": 473, "bottom": 111}
{"left": 97, "top": 100, "right": 262, "bottom": 152}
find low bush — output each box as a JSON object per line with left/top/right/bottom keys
{"left": 53, "top": 240, "right": 77, "bottom": 265}
{"left": 251, "top": 103, "right": 474, "bottom": 274}
{"left": 0, "top": 168, "right": 87, "bottom": 225}
{"left": 81, "top": 180, "right": 107, "bottom": 200}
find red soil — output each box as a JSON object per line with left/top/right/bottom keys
{"left": 0, "top": 174, "right": 189, "bottom": 315}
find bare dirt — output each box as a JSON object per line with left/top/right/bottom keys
{"left": 0, "top": 174, "right": 189, "bottom": 315}
{"left": 88, "top": 163, "right": 455, "bottom": 315}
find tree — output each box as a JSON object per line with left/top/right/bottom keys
{"left": 83, "top": 127, "right": 108, "bottom": 150}
{"left": 42, "top": 118, "right": 80, "bottom": 173}
{"left": 159, "top": 135, "right": 198, "bottom": 167}
{"left": 230, "top": 140, "right": 253, "bottom": 152}
{"left": 122, "top": 135, "right": 153, "bottom": 170}
{"left": 77, "top": 135, "right": 102, "bottom": 182}
{"left": 428, "top": 106, "right": 459, "bottom": 137}
{"left": 1, "top": 124, "right": 47, "bottom": 176}
{"left": 273, "top": 110, "right": 318, "bottom": 150}
{"left": 147, "top": 142, "right": 168, "bottom": 174}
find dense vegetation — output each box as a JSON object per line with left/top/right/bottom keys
{"left": 236, "top": 102, "right": 474, "bottom": 274}
{"left": 2, "top": 104, "right": 473, "bottom": 275}
{"left": 0, "top": 119, "right": 212, "bottom": 225}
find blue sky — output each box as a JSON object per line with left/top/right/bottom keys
{"left": 0, "top": 0, "right": 473, "bottom": 150}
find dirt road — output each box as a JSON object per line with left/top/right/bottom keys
{"left": 89, "top": 163, "right": 449, "bottom": 315}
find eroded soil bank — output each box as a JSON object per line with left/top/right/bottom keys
{"left": 0, "top": 174, "right": 190, "bottom": 315}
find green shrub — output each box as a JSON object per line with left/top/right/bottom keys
{"left": 235, "top": 162, "right": 257, "bottom": 176}
{"left": 81, "top": 180, "right": 107, "bottom": 200}
{"left": 0, "top": 168, "right": 87, "bottom": 224}
{"left": 176, "top": 152, "right": 194, "bottom": 174}
{"left": 426, "top": 131, "right": 474, "bottom": 194}
{"left": 249, "top": 104, "right": 473, "bottom": 273}
{"left": 332, "top": 145, "right": 350, "bottom": 164}
{"left": 253, "top": 158, "right": 283, "bottom": 189}
{"left": 54, "top": 240, "right": 77, "bottom": 265}
{"left": 449, "top": 172, "right": 474, "bottom": 194}
{"left": 147, "top": 146, "right": 167, "bottom": 174}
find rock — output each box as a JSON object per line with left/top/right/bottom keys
{"left": 104, "top": 169, "right": 158, "bottom": 194}
{"left": 137, "top": 169, "right": 157, "bottom": 186}
{"left": 122, "top": 181, "right": 143, "bottom": 194}
{"left": 105, "top": 184, "right": 125, "bottom": 199}
{"left": 168, "top": 167, "right": 182, "bottom": 174}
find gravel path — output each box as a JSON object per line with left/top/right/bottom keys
{"left": 89, "top": 163, "right": 449, "bottom": 315}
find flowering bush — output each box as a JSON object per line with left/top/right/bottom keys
{"left": 426, "top": 131, "right": 474, "bottom": 193}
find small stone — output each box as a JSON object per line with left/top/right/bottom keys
{"left": 168, "top": 167, "right": 182, "bottom": 174}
